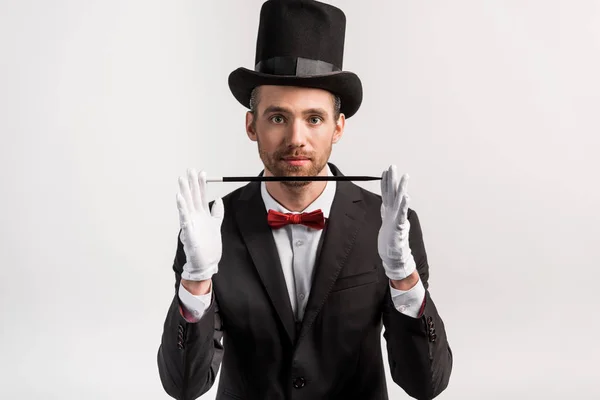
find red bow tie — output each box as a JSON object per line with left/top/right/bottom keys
{"left": 267, "top": 209, "right": 326, "bottom": 230}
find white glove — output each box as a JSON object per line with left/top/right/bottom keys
{"left": 176, "top": 168, "right": 224, "bottom": 281}
{"left": 377, "top": 165, "right": 417, "bottom": 281}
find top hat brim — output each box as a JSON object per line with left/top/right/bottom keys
{"left": 228, "top": 67, "right": 363, "bottom": 119}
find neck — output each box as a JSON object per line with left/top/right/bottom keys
{"left": 264, "top": 167, "right": 329, "bottom": 212}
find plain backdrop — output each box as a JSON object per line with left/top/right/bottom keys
{"left": 1, "top": 0, "right": 599, "bottom": 399}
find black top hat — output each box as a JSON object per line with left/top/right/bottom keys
{"left": 228, "top": 0, "right": 363, "bottom": 118}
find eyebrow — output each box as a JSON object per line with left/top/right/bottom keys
{"left": 261, "top": 105, "right": 329, "bottom": 117}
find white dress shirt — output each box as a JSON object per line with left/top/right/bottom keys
{"left": 178, "top": 166, "right": 426, "bottom": 321}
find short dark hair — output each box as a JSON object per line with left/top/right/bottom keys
{"left": 248, "top": 86, "right": 341, "bottom": 121}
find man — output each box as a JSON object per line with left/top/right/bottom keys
{"left": 157, "top": 1, "right": 452, "bottom": 399}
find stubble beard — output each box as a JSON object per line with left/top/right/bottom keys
{"left": 257, "top": 137, "right": 332, "bottom": 189}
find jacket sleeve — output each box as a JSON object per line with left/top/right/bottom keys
{"left": 157, "top": 231, "right": 224, "bottom": 400}
{"left": 381, "top": 209, "right": 453, "bottom": 399}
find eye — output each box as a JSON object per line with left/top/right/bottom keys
{"left": 270, "top": 115, "right": 285, "bottom": 124}
{"left": 309, "top": 116, "right": 323, "bottom": 125}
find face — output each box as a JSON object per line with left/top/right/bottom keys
{"left": 246, "top": 85, "right": 345, "bottom": 187}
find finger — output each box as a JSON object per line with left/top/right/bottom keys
{"left": 198, "top": 170, "right": 209, "bottom": 212}
{"left": 178, "top": 175, "right": 193, "bottom": 211}
{"left": 188, "top": 168, "right": 202, "bottom": 213}
{"left": 398, "top": 173, "right": 409, "bottom": 197}
{"left": 397, "top": 173, "right": 409, "bottom": 224}
{"left": 381, "top": 169, "right": 389, "bottom": 207}
{"left": 176, "top": 192, "right": 191, "bottom": 228}
{"left": 389, "top": 165, "right": 401, "bottom": 209}
{"left": 210, "top": 197, "right": 225, "bottom": 223}
{"left": 383, "top": 165, "right": 395, "bottom": 207}
{"left": 397, "top": 193, "right": 410, "bottom": 225}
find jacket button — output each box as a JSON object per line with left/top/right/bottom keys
{"left": 293, "top": 377, "right": 305, "bottom": 388}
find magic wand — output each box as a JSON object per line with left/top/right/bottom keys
{"left": 206, "top": 175, "right": 382, "bottom": 182}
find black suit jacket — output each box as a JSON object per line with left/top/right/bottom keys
{"left": 157, "top": 163, "right": 452, "bottom": 400}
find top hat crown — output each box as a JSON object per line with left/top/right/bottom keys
{"left": 228, "top": 0, "right": 363, "bottom": 118}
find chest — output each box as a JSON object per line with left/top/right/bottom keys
{"left": 212, "top": 220, "right": 387, "bottom": 339}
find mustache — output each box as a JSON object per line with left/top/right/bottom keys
{"left": 276, "top": 150, "right": 314, "bottom": 159}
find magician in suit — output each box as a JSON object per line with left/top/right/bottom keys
{"left": 157, "top": 1, "right": 453, "bottom": 399}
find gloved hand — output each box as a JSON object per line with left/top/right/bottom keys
{"left": 377, "top": 165, "right": 417, "bottom": 281}
{"left": 176, "top": 168, "right": 224, "bottom": 281}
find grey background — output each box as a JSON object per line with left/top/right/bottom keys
{"left": 1, "top": 0, "right": 599, "bottom": 398}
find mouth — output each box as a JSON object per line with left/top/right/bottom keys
{"left": 281, "top": 156, "right": 311, "bottom": 166}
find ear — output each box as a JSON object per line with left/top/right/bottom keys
{"left": 246, "top": 111, "right": 257, "bottom": 142}
{"left": 332, "top": 113, "right": 345, "bottom": 144}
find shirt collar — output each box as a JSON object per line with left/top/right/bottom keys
{"left": 261, "top": 164, "right": 336, "bottom": 218}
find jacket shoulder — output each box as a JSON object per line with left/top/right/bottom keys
{"left": 207, "top": 183, "right": 252, "bottom": 210}
{"left": 354, "top": 183, "right": 418, "bottom": 218}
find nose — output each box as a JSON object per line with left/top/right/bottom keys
{"left": 286, "top": 118, "right": 307, "bottom": 148}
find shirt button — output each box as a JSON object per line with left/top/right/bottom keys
{"left": 295, "top": 240, "right": 304, "bottom": 247}
{"left": 293, "top": 377, "right": 306, "bottom": 388}
{"left": 398, "top": 305, "right": 407, "bottom": 312}
{"left": 299, "top": 293, "right": 305, "bottom": 300}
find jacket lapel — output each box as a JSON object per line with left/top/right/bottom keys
{"left": 233, "top": 164, "right": 367, "bottom": 345}
{"left": 234, "top": 180, "right": 297, "bottom": 345}
{"left": 298, "top": 164, "right": 367, "bottom": 339}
